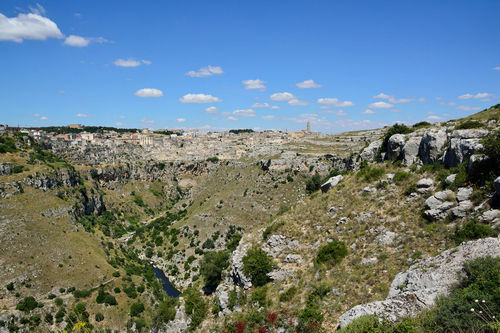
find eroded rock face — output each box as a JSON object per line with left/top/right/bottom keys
{"left": 443, "top": 138, "right": 483, "bottom": 168}
{"left": 151, "top": 297, "right": 191, "bottom": 333}
{"left": 0, "top": 163, "right": 13, "bottom": 175}
{"left": 230, "top": 243, "right": 252, "bottom": 289}
{"left": 419, "top": 130, "right": 447, "bottom": 164}
{"left": 337, "top": 236, "right": 500, "bottom": 329}
{"left": 402, "top": 136, "right": 422, "bottom": 166}
{"left": 387, "top": 134, "right": 406, "bottom": 161}
{"left": 360, "top": 140, "right": 382, "bottom": 161}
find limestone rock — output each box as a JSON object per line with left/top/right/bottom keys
{"left": 320, "top": 175, "right": 343, "bottom": 193}
{"left": 360, "top": 140, "right": 382, "bottom": 161}
{"left": 456, "top": 187, "right": 473, "bottom": 202}
{"left": 419, "top": 130, "right": 447, "bottom": 164}
{"left": 445, "top": 174, "right": 456, "bottom": 185}
{"left": 402, "top": 136, "right": 422, "bottom": 166}
{"left": 230, "top": 243, "right": 252, "bottom": 289}
{"left": 443, "top": 138, "right": 483, "bottom": 168}
{"left": 337, "top": 236, "right": 500, "bottom": 329}
{"left": 387, "top": 134, "right": 406, "bottom": 161}
{"left": 417, "top": 178, "right": 434, "bottom": 188}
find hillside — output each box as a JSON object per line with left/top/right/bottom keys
{"left": 0, "top": 105, "right": 499, "bottom": 332}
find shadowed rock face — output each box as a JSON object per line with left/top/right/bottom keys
{"left": 336, "top": 236, "right": 500, "bottom": 329}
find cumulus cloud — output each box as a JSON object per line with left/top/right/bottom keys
{"left": 389, "top": 97, "right": 414, "bottom": 104}
{"left": 288, "top": 98, "right": 309, "bottom": 106}
{"left": 0, "top": 12, "right": 63, "bottom": 42}
{"left": 227, "top": 116, "right": 238, "bottom": 121}
{"left": 458, "top": 92, "right": 492, "bottom": 100}
{"left": 243, "top": 79, "right": 266, "bottom": 90}
{"left": 270, "top": 92, "right": 295, "bottom": 101}
{"left": 76, "top": 113, "right": 89, "bottom": 118}
{"left": 456, "top": 105, "right": 481, "bottom": 111}
{"left": 251, "top": 102, "right": 279, "bottom": 109}
{"left": 203, "top": 106, "right": 218, "bottom": 114}
{"left": 318, "top": 110, "right": 347, "bottom": 116}
{"left": 233, "top": 109, "right": 256, "bottom": 117}
{"left": 368, "top": 101, "right": 394, "bottom": 109}
{"left": 141, "top": 118, "right": 154, "bottom": 124}
{"left": 64, "top": 35, "right": 89, "bottom": 47}
{"left": 262, "top": 115, "right": 277, "bottom": 120}
{"left": 418, "top": 97, "right": 427, "bottom": 102}
{"left": 492, "top": 67, "right": 500, "bottom": 70}
{"left": 317, "top": 98, "right": 354, "bottom": 107}
{"left": 296, "top": 79, "right": 322, "bottom": 88}
{"left": 427, "top": 115, "right": 442, "bottom": 120}
{"left": 40, "top": 116, "right": 48, "bottom": 120}
{"left": 114, "top": 58, "right": 141, "bottom": 67}
{"left": 179, "top": 93, "right": 221, "bottom": 103}
{"left": 186, "top": 65, "right": 223, "bottom": 77}
{"left": 176, "top": 118, "right": 186, "bottom": 123}
{"left": 134, "top": 88, "right": 164, "bottom": 98}
{"left": 141, "top": 60, "right": 152, "bottom": 65}
{"left": 362, "top": 109, "right": 376, "bottom": 114}
{"left": 373, "top": 93, "right": 392, "bottom": 99}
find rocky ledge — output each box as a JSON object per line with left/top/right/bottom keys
{"left": 337, "top": 235, "right": 500, "bottom": 329}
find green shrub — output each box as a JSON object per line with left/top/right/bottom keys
{"left": 412, "top": 121, "right": 431, "bottom": 129}
{"left": 250, "top": 285, "right": 268, "bottom": 307}
{"left": 44, "top": 313, "right": 53, "bottom": 324}
{"left": 305, "top": 173, "right": 322, "bottom": 193}
{"left": 6, "top": 282, "right": 14, "bottom": 291}
{"left": 95, "top": 312, "right": 104, "bottom": 322}
{"left": 279, "top": 286, "right": 297, "bottom": 302}
{"left": 262, "top": 221, "right": 285, "bottom": 240}
{"left": 16, "top": 297, "right": 39, "bottom": 312}
{"left": 453, "top": 220, "right": 497, "bottom": 245}
{"left": 199, "top": 251, "right": 230, "bottom": 291}
{"left": 202, "top": 238, "right": 215, "bottom": 249}
{"left": 154, "top": 297, "right": 178, "bottom": 325}
{"left": 455, "top": 120, "right": 483, "bottom": 130}
{"left": 298, "top": 294, "right": 324, "bottom": 332}
{"left": 404, "top": 183, "right": 418, "bottom": 195}
{"left": 184, "top": 287, "right": 207, "bottom": 331}
{"left": 73, "top": 289, "right": 91, "bottom": 298}
{"left": 393, "top": 171, "right": 411, "bottom": 183}
{"left": 130, "top": 302, "right": 145, "bottom": 317}
{"left": 357, "top": 165, "right": 385, "bottom": 182}
{"left": 206, "top": 156, "right": 219, "bottom": 163}
{"left": 242, "top": 246, "right": 274, "bottom": 287}
{"left": 315, "top": 240, "right": 348, "bottom": 266}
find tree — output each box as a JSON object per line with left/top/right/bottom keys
{"left": 154, "top": 297, "right": 178, "bottom": 326}
{"left": 16, "top": 296, "right": 38, "bottom": 312}
{"left": 130, "top": 302, "right": 145, "bottom": 317}
{"left": 242, "top": 246, "right": 274, "bottom": 287}
{"left": 305, "top": 174, "right": 322, "bottom": 194}
{"left": 200, "top": 251, "right": 230, "bottom": 291}
{"left": 184, "top": 287, "right": 207, "bottom": 331}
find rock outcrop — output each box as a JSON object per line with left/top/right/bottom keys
{"left": 337, "top": 236, "right": 500, "bottom": 329}
{"left": 230, "top": 243, "right": 252, "bottom": 289}
{"left": 321, "top": 175, "right": 343, "bottom": 193}
{"left": 402, "top": 136, "right": 421, "bottom": 166}
{"left": 419, "top": 130, "right": 447, "bottom": 164}
{"left": 386, "top": 134, "right": 406, "bottom": 161}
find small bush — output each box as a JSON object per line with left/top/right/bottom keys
{"left": 200, "top": 251, "right": 230, "bottom": 291}
{"left": 130, "top": 302, "right": 145, "bottom": 317}
{"left": 315, "top": 240, "right": 347, "bottom": 266}
{"left": 206, "top": 156, "right": 219, "bottom": 163}
{"left": 413, "top": 121, "right": 431, "bottom": 129}
{"left": 242, "top": 246, "right": 274, "bottom": 287}
{"left": 305, "top": 174, "right": 322, "bottom": 194}
{"left": 251, "top": 285, "right": 268, "bottom": 307}
{"left": 16, "top": 297, "right": 39, "bottom": 312}
{"left": 453, "top": 219, "right": 497, "bottom": 245}
{"left": 455, "top": 120, "right": 483, "bottom": 130}
{"left": 393, "top": 171, "right": 411, "bottom": 183}
{"left": 154, "top": 297, "right": 178, "bottom": 325}
{"left": 357, "top": 165, "right": 385, "bottom": 183}
{"left": 404, "top": 183, "right": 418, "bottom": 195}
{"left": 279, "top": 286, "right": 297, "bottom": 303}
{"left": 184, "top": 287, "right": 207, "bottom": 331}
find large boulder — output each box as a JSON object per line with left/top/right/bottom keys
{"left": 424, "top": 190, "right": 455, "bottom": 220}
{"left": 386, "top": 134, "right": 406, "bottom": 161}
{"left": 443, "top": 138, "right": 483, "bottom": 168}
{"left": 321, "top": 175, "right": 343, "bottom": 193}
{"left": 419, "top": 130, "right": 447, "bottom": 164}
{"left": 402, "top": 136, "right": 422, "bottom": 166}
{"left": 360, "top": 140, "right": 382, "bottom": 162}
{"left": 337, "top": 236, "right": 500, "bottom": 329}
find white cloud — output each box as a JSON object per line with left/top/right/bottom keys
{"left": 368, "top": 101, "right": 394, "bottom": 109}
{"left": 362, "top": 109, "right": 375, "bottom": 114}
{"left": 141, "top": 60, "right": 152, "bottom": 65}
{"left": 186, "top": 65, "right": 223, "bottom": 77}
{"left": 318, "top": 110, "right": 347, "bottom": 116}
{"left": 134, "top": 88, "right": 164, "bottom": 98}
{"left": 373, "top": 93, "right": 392, "bottom": 99}
{"left": 427, "top": 115, "right": 442, "bottom": 120}
{"left": 458, "top": 92, "right": 492, "bottom": 100}
{"left": 492, "top": 67, "right": 500, "bottom": 70}
{"left": 29, "top": 4, "right": 46, "bottom": 16}
{"left": 40, "top": 116, "right": 48, "bottom": 120}
{"left": 204, "top": 106, "right": 218, "bottom": 114}
{"left": 243, "top": 79, "right": 266, "bottom": 90}
{"left": 270, "top": 92, "right": 295, "bottom": 101}
{"left": 0, "top": 12, "right": 63, "bottom": 42}
{"left": 389, "top": 97, "right": 414, "bottom": 104}
{"left": 64, "top": 35, "right": 89, "bottom": 47}
{"left": 115, "top": 122, "right": 125, "bottom": 126}
{"left": 141, "top": 118, "right": 154, "bottom": 124}
{"left": 114, "top": 58, "right": 141, "bottom": 67}
{"left": 227, "top": 116, "right": 238, "bottom": 121}
{"left": 317, "top": 98, "right": 354, "bottom": 107}
{"left": 288, "top": 98, "right": 309, "bottom": 106}
{"left": 456, "top": 105, "right": 481, "bottom": 111}
{"left": 76, "top": 113, "right": 88, "bottom": 118}
{"left": 58, "top": 90, "right": 66, "bottom": 94}
{"left": 418, "top": 97, "right": 427, "bottom": 102}
{"left": 176, "top": 118, "right": 186, "bottom": 123}
{"left": 233, "top": 109, "right": 256, "bottom": 117}
{"left": 296, "top": 79, "right": 322, "bottom": 88}
{"left": 251, "top": 102, "right": 279, "bottom": 109}
{"left": 180, "top": 93, "right": 221, "bottom": 103}
{"left": 262, "top": 115, "right": 276, "bottom": 120}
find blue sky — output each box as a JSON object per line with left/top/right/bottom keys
{"left": 1, "top": 0, "right": 499, "bottom": 133}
